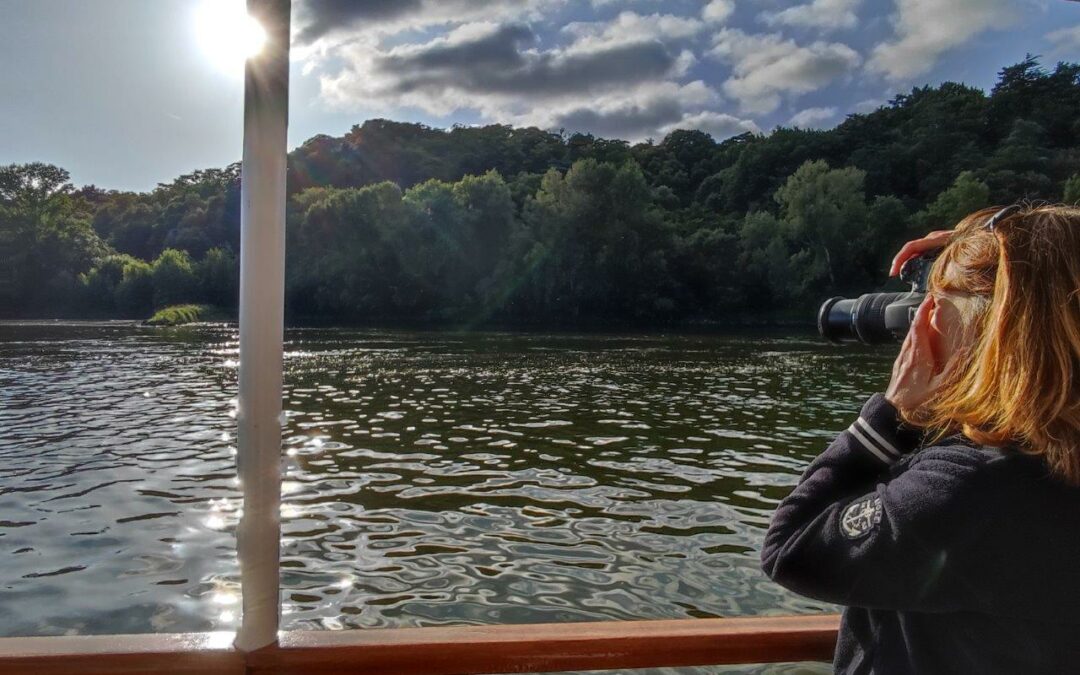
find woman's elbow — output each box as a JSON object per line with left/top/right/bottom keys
{"left": 760, "top": 526, "right": 796, "bottom": 585}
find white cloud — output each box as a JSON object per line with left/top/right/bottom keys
{"left": 760, "top": 0, "right": 860, "bottom": 31}
{"left": 708, "top": 29, "right": 861, "bottom": 114}
{"left": 296, "top": 0, "right": 563, "bottom": 44}
{"left": 1047, "top": 25, "right": 1080, "bottom": 54}
{"left": 788, "top": 106, "right": 838, "bottom": 128}
{"left": 852, "top": 98, "right": 884, "bottom": 113}
{"left": 703, "top": 0, "right": 735, "bottom": 24}
{"left": 866, "top": 0, "right": 1016, "bottom": 81}
{"left": 529, "top": 81, "right": 725, "bottom": 141}
{"left": 562, "top": 11, "right": 705, "bottom": 46}
{"left": 660, "top": 110, "right": 761, "bottom": 139}
{"left": 318, "top": 21, "right": 712, "bottom": 141}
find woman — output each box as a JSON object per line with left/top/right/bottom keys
{"left": 761, "top": 205, "right": 1080, "bottom": 674}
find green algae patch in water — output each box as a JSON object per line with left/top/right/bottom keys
{"left": 145, "top": 304, "right": 227, "bottom": 326}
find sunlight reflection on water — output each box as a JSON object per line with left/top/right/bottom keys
{"left": 0, "top": 320, "right": 889, "bottom": 672}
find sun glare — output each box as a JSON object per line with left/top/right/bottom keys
{"left": 195, "top": 0, "right": 267, "bottom": 74}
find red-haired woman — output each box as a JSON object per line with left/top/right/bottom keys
{"left": 762, "top": 205, "right": 1080, "bottom": 673}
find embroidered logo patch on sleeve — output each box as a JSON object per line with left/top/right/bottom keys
{"left": 840, "top": 495, "right": 883, "bottom": 539}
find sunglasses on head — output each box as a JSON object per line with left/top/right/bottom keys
{"left": 984, "top": 205, "right": 1021, "bottom": 232}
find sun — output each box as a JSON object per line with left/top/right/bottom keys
{"left": 195, "top": 0, "right": 267, "bottom": 75}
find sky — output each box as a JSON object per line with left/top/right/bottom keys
{"left": 1, "top": 0, "right": 1078, "bottom": 192}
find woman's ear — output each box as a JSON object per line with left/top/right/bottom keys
{"left": 924, "top": 296, "right": 950, "bottom": 370}
{"left": 928, "top": 296, "right": 942, "bottom": 333}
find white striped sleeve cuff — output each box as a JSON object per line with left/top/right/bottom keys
{"left": 847, "top": 417, "right": 903, "bottom": 465}
{"left": 846, "top": 393, "right": 921, "bottom": 465}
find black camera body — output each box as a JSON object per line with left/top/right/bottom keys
{"left": 817, "top": 254, "right": 936, "bottom": 344}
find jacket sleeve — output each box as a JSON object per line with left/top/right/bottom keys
{"left": 760, "top": 393, "right": 991, "bottom": 613}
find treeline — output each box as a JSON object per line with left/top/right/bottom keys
{"left": 3, "top": 57, "right": 1080, "bottom": 325}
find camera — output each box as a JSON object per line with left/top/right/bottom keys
{"left": 817, "top": 253, "right": 937, "bottom": 344}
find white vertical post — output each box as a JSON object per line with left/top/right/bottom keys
{"left": 235, "top": 0, "right": 290, "bottom": 653}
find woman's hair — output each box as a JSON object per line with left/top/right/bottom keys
{"left": 914, "top": 204, "right": 1080, "bottom": 485}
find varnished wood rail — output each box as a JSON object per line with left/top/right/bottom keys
{"left": 0, "top": 631, "right": 242, "bottom": 675}
{"left": 0, "top": 614, "right": 840, "bottom": 675}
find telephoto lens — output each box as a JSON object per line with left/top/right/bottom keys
{"left": 817, "top": 292, "right": 910, "bottom": 344}
{"left": 817, "top": 253, "right": 936, "bottom": 345}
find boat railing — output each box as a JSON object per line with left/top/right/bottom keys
{"left": 0, "top": 614, "right": 840, "bottom": 674}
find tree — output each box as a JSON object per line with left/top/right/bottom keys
{"left": 916, "top": 171, "right": 990, "bottom": 231}
{"left": 983, "top": 119, "right": 1053, "bottom": 200}
{"left": 0, "top": 163, "right": 108, "bottom": 313}
{"left": 1063, "top": 174, "right": 1080, "bottom": 204}
{"left": 861, "top": 195, "right": 910, "bottom": 279}
{"left": 738, "top": 210, "right": 790, "bottom": 304}
{"left": 196, "top": 247, "right": 238, "bottom": 308}
{"left": 287, "top": 181, "right": 433, "bottom": 318}
{"left": 0, "top": 162, "right": 73, "bottom": 220}
{"left": 739, "top": 160, "right": 890, "bottom": 304}
{"left": 115, "top": 259, "right": 154, "bottom": 315}
{"left": 989, "top": 56, "right": 1080, "bottom": 148}
{"left": 773, "top": 160, "right": 870, "bottom": 291}
{"left": 674, "top": 225, "right": 744, "bottom": 313}
{"left": 151, "top": 249, "right": 198, "bottom": 308}
{"left": 509, "top": 159, "right": 678, "bottom": 321}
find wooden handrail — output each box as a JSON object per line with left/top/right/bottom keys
{"left": 0, "top": 631, "right": 242, "bottom": 675}
{"left": 0, "top": 615, "right": 839, "bottom": 675}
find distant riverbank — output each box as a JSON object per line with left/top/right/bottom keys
{"left": 3, "top": 306, "right": 819, "bottom": 333}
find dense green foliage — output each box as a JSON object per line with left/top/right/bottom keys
{"left": 3, "top": 57, "right": 1080, "bottom": 325}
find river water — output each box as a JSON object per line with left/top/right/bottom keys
{"left": 0, "top": 321, "right": 891, "bottom": 666}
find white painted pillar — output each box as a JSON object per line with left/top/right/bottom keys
{"left": 235, "top": 0, "right": 290, "bottom": 653}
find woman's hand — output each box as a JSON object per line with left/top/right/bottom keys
{"left": 889, "top": 230, "right": 953, "bottom": 277}
{"left": 885, "top": 297, "right": 952, "bottom": 415}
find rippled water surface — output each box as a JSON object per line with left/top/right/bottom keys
{"left": 0, "top": 321, "right": 892, "bottom": 645}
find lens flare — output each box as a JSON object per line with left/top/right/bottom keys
{"left": 195, "top": 0, "right": 267, "bottom": 75}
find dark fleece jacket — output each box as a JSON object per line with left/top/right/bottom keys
{"left": 762, "top": 393, "right": 1080, "bottom": 674}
